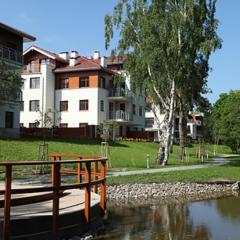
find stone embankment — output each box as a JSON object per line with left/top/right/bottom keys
{"left": 107, "top": 182, "right": 237, "bottom": 204}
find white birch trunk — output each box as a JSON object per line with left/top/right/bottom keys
{"left": 162, "top": 79, "right": 175, "bottom": 165}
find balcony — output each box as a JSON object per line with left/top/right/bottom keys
{"left": 22, "top": 64, "right": 41, "bottom": 74}
{"left": 0, "top": 44, "right": 22, "bottom": 65}
{"left": 108, "top": 88, "right": 132, "bottom": 102}
{"left": 109, "top": 110, "right": 132, "bottom": 123}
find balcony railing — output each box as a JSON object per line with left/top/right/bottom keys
{"left": 22, "top": 64, "right": 41, "bottom": 74}
{"left": 109, "top": 110, "right": 132, "bottom": 121}
{"left": 0, "top": 44, "right": 22, "bottom": 65}
{"left": 108, "top": 88, "right": 132, "bottom": 98}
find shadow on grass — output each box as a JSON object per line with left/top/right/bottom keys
{"left": 226, "top": 159, "right": 240, "bottom": 167}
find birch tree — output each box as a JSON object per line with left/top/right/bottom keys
{"left": 105, "top": 0, "right": 221, "bottom": 165}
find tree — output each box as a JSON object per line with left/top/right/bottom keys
{"left": 105, "top": 0, "right": 221, "bottom": 165}
{"left": 0, "top": 61, "right": 23, "bottom": 105}
{"left": 211, "top": 91, "right": 240, "bottom": 153}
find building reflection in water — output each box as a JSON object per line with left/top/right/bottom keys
{"left": 99, "top": 197, "right": 240, "bottom": 240}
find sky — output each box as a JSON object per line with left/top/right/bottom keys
{"left": 1, "top": 0, "right": 239, "bottom": 104}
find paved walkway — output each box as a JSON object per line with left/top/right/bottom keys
{"left": 107, "top": 155, "right": 236, "bottom": 177}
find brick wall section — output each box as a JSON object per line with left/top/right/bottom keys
{"left": 20, "top": 125, "right": 96, "bottom": 139}
{"left": 126, "top": 130, "right": 148, "bottom": 139}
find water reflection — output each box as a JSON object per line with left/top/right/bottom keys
{"left": 96, "top": 197, "right": 240, "bottom": 240}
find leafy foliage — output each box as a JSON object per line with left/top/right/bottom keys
{"left": 105, "top": 0, "right": 221, "bottom": 163}
{"left": 211, "top": 91, "right": 240, "bottom": 152}
{"left": 0, "top": 61, "right": 23, "bottom": 104}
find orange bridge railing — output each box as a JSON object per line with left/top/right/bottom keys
{"left": 0, "top": 155, "right": 107, "bottom": 240}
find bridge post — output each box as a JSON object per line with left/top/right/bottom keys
{"left": 100, "top": 160, "right": 106, "bottom": 214}
{"left": 52, "top": 162, "right": 60, "bottom": 234}
{"left": 85, "top": 162, "right": 91, "bottom": 223}
{"left": 3, "top": 165, "right": 12, "bottom": 240}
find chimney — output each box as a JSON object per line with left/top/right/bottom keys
{"left": 93, "top": 51, "right": 100, "bottom": 59}
{"left": 70, "top": 50, "right": 79, "bottom": 58}
{"left": 69, "top": 57, "right": 77, "bottom": 66}
{"left": 58, "top": 52, "right": 69, "bottom": 60}
{"left": 100, "top": 56, "right": 107, "bottom": 68}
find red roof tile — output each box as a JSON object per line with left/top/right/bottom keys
{"left": 54, "top": 56, "right": 113, "bottom": 74}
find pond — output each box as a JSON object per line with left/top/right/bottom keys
{"left": 96, "top": 196, "right": 240, "bottom": 240}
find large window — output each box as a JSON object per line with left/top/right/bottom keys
{"left": 60, "top": 78, "right": 69, "bottom": 89}
{"left": 79, "top": 100, "right": 89, "bottom": 111}
{"left": 29, "top": 100, "right": 40, "bottom": 111}
{"left": 5, "top": 112, "right": 14, "bottom": 128}
{"left": 100, "top": 76, "right": 106, "bottom": 88}
{"left": 145, "top": 118, "right": 154, "bottom": 128}
{"left": 139, "top": 106, "right": 143, "bottom": 117}
{"left": 30, "top": 77, "right": 40, "bottom": 89}
{"left": 20, "top": 101, "right": 24, "bottom": 111}
{"left": 100, "top": 100, "right": 104, "bottom": 112}
{"left": 60, "top": 101, "right": 68, "bottom": 112}
{"left": 133, "top": 104, "right": 136, "bottom": 115}
{"left": 80, "top": 77, "right": 89, "bottom": 88}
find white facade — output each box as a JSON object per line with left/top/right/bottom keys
{"left": 20, "top": 63, "right": 55, "bottom": 127}
{"left": 55, "top": 88, "right": 109, "bottom": 127}
{"left": 20, "top": 48, "right": 145, "bottom": 137}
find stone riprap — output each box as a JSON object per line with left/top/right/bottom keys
{"left": 107, "top": 183, "right": 234, "bottom": 202}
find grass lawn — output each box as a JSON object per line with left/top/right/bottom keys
{"left": 0, "top": 138, "right": 237, "bottom": 183}
{"left": 0, "top": 138, "right": 231, "bottom": 169}
{"left": 107, "top": 157, "right": 240, "bottom": 185}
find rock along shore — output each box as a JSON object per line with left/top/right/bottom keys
{"left": 107, "top": 182, "right": 237, "bottom": 204}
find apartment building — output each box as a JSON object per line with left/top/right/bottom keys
{"left": 20, "top": 46, "right": 145, "bottom": 137}
{"left": 0, "top": 22, "right": 35, "bottom": 138}
{"left": 145, "top": 105, "right": 204, "bottom": 142}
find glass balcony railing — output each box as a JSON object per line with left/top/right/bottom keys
{"left": 0, "top": 44, "right": 22, "bottom": 65}
{"left": 108, "top": 88, "right": 133, "bottom": 98}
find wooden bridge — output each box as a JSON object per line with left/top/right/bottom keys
{"left": 0, "top": 154, "right": 107, "bottom": 240}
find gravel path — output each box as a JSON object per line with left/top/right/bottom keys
{"left": 107, "top": 155, "right": 232, "bottom": 177}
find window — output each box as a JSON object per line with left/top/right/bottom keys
{"left": 79, "top": 123, "right": 88, "bottom": 128}
{"left": 80, "top": 100, "right": 89, "bottom": 111}
{"left": 29, "top": 100, "right": 40, "bottom": 111}
{"left": 60, "top": 78, "right": 69, "bottom": 89}
{"left": 100, "top": 76, "right": 106, "bottom": 88}
{"left": 60, "top": 123, "right": 68, "bottom": 128}
{"left": 20, "top": 101, "right": 24, "bottom": 111}
{"left": 5, "top": 112, "right": 14, "bottom": 128}
{"left": 139, "top": 106, "right": 143, "bottom": 116}
{"left": 30, "top": 77, "right": 40, "bottom": 89}
{"left": 100, "top": 100, "right": 104, "bottom": 112}
{"left": 60, "top": 101, "right": 68, "bottom": 112}
{"left": 133, "top": 104, "right": 136, "bottom": 115}
{"left": 80, "top": 77, "right": 89, "bottom": 88}
{"left": 29, "top": 122, "right": 38, "bottom": 128}
{"left": 145, "top": 118, "right": 154, "bottom": 128}
{"left": 21, "top": 81, "right": 25, "bottom": 90}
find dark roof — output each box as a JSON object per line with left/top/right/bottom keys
{"left": 0, "top": 22, "right": 36, "bottom": 42}
{"left": 54, "top": 56, "right": 113, "bottom": 74}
